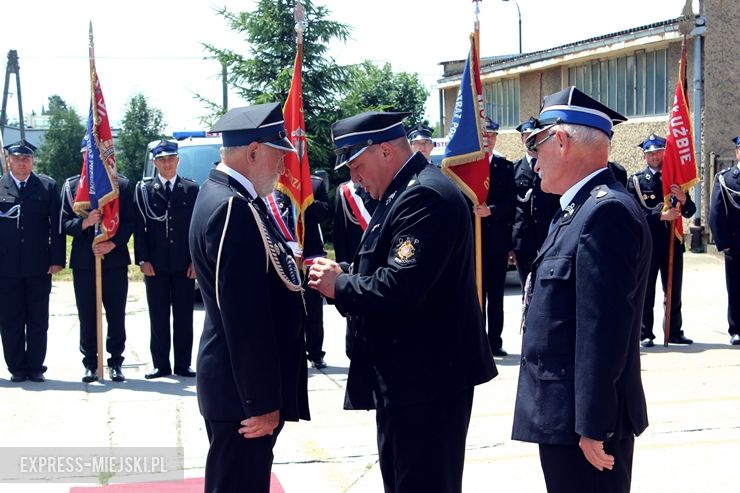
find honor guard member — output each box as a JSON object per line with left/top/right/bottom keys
{"left": 407, "top": 124, "right": 434, "bottom": 162}
{"left": 0, "top": 140, "right": 65, "bottom": 382}
{"left": 627, "top": 134, "right": 695, "bottom": 347}
{"left": 512, "top": 87, "right": 649, "bottom": 493}
{"left": 333, "top": 179, "right": 377, "bottom": 358}
{"left": 472, "top": 118, "right": 515, "bottom": 357}
{"left": 62, "top": 160, "right": 134, "bottom": 383}
{"left": 511, "top": 117, "right": 561, "bottom": 292}
{"left": 189, "top": 103, "right": 310, "bottom": 493}
{"left": 134, "top": 140, "right": 198, "bottom": 379}
{"left": 709, "top": 136, "right": 740, "bottom": 345}
{"left": 308, "top": 111, "right": 496, "bottom": 493}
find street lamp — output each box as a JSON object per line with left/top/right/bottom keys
{"left": 501, "top": 0, "right": 522, "bottom": 54}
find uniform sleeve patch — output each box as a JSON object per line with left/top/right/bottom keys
{"left": 393, "top": 235, "right": 420, "bottom": 266}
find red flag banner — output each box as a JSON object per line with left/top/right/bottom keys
{"left": 277, "top": 44, "right": 314, "bottom": 249}
{"left": 73, "top": 24, "right": 119, "bottom": 245}
{"left": 661, "top": 38, "right": 698, "bottom": 240}
{"left": 440, "top": 34, "right": 490, "bottom": 205}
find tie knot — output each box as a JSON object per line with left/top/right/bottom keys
{"left": 19, "top": 181, "right": 26, "bottom": 190}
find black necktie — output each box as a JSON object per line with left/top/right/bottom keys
{"left": 19, "top": 181, "right": 26, "bottom": 192}
{"left": 548, "top": 208, "right": 564, "bottom": 235}
{"left": 530, "top": 158, "right": 537, "bottom": 170}
{"left": 165, "top": 181, "right": 172, "bottom": 200}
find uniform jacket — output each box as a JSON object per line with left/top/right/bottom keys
{"left": 333, "top": 181, "right": 377, "bottom": 264}
{"left": 61, "top": 175, "right": 134, "bottom": 271}
{"left": 189, "top": 168, "right": 309, "bottom": 422}
{"left": 334, "top": 152, "right": 497, "bottom": 410}
{"left": 608, "top": 161, "right": 628, "bottom": 187}
{"left": 482, "top": 154, "right": 516, "bottom": 253}
{"left": 710, "top": 165, "right": 740, "bottom": 252}
{"left": 0, "top": 172, "right": 65, "bottom": 277}
{"left": 512, "top": 169, "right": 650, "bottom": 445}
{"left": 133, "top": 176, "right": 198, "bottom": 273}
{"left": 626, "top": 166, "right": 696, "bottom": 252}
{"left": 511, "top": 156, "right": 561, "bottom": 253}
{"left": 302, "top": 175, "right": 330, "bottom": 259}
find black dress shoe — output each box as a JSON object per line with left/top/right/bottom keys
{"left": 82, "top": 369, "right": 98, "bottom": 383}
{"left": 730, "top": 334, "right": 740, "bottom": 345}
{"left": 109, "top": 366, "right": 126, "bottom": 382}
{"left": 310, "top": 357, "right": 327, "bottom": 370}
{"left": 668, "top": 335, "right": 693, "bottom": 345}
{"left": 28, "top": 372, "right": 45, "bottom": 383}
{"left": 491, "top": 347, "right": 508, "bottom": 357}
{"left": 145, "top": 368, "right": 172, "bottom": 379}
{"left": 640, "top": 338, "right": 654, "bottom": 348}
{"left": 174, "top": 367, "right": 196, "bottom": 377}
{"left": 10, "top": 372, "right": 27, "bottom": 382}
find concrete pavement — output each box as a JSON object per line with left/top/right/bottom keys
{"left": 0, "top": 250, "right": 737, "bottom": 492}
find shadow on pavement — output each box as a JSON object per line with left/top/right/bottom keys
{"left": 0, "top": 375, "right": 197, "bottom": 397}
{"left": 640, "top": 341, "right": 734, "bottom": 354}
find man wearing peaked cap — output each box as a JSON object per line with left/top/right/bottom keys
{"left": 134, "top": 139, "right": 199, "bottom": 380}
{"left": 512, "top": 86, "right": 650, "bottom": 493}
{"left": 188, "top": 103, "right": 309, "bottom": 493}
{"left": 708, "top": 136, "right": 740, "bottom": 345}
{"left": 407, "top": 124, "right": 434, "bottom": 162}
{"left": 309, "top": 110, "right": 496, "bottom": 493}
{"left": 0, "top": 139, "right": 65, "bottom": 383}
{"left": 627, "top": 133, "right": 696, "bottom": 348}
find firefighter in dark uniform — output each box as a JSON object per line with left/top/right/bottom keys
{"left": 333, "top": 179, "right": 377, "bottom": 358}
{"left": 134, "top": 140, "right": 198, "bottom": 379}
{"left": 709, "top": 136, "right": 740, "bottom": 346}
{"left": 408, "top": 124, "right": 434, "bottom": 162}
{"left": 308, "top": 111, "right": 497, "bottom": 493}
{"left": 472, "top": 119, "right": 515, "bottom": 357}
{"left": 511, "top": 117, "right": 561, "bottom": 292}
{"left": 627, "top": 134, "right": 695, "bottom": 347}
{"left": 62, "top": 165, "right": 134, "bottom": 383}
{"left": 0, "top": 140, "right": 65, "bottom": 383}
{"left": 189, "top": 103, "right": 309, "bottom": 493}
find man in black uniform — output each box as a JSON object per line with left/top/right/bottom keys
{"left": 709, "top": 136, "right": 740, "bottom": 346}
{"left": 189, "top": 103, "right": 310, "bottom": 493}
{"left": 512, "top": 86, "right": 649, "bottom": 493}
{"left": 62, "top": 163, "right": 134, "bottom": 383}
{"left": 0, "top": 140, "right": 65, "bottom": 382}
{"left": 407, "top": 124, "right": 434, "bottom": 162}
{"left": 308, "top": 111, "right": 497, "bottom": 493}
{"left": 134, "top": 140, "right": 198, "bottom": 379}
{"left": 472, "top": 119, "right": 515, "bottom": 357}
{"left": 511, "top": 117, "right": 561, "bottom": 291}
{"left": 627, "top": 134, "right": 695, "bottom": 347}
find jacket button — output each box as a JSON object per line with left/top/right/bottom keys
{"left": 560, "top": 368, "right": 566, "bottom": 376}
{"left": 521, "top": 356, "right": 527, "bottom": 366}
{"left": 354, "top": 330, "right": 359, "bottom": 338}
{"left": 605, "top": 431, "right": 614, "bottom": 440}
{"left": 245, "top": 399, "right": 253, "bottom": 405}
{"left": 550, "top": 268, "right": 554, "bottom": 275}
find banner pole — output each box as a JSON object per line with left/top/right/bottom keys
{"left": 95, "top": 254, "right": 104, "bottom": 380}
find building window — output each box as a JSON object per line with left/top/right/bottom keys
{"left": 567, "top": 48, "right": 669, "bottom": 117}
{"left": 483, "top": 78, "right": 520, "bottom": 129}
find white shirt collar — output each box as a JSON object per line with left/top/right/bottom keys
{"left": 647, "top": 166, "right": 660, "bottom": 175}
{"left": 559, "top": 168, "right": 609, "bottom": 210}
{"left": 216, "top": 162, "right": 258, "bottom": 199}
{"left": 9, "top": 172, "right": 27, "bottom": 189}
{"left": 157, "top": 175, "right": 177, "bottom": 188}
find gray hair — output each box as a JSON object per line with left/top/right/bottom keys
{"left": 220, "top": 145, "right": 250, "bottom": 160}
{"left": 560, "top": 123, "right": 610, "bottom": 149}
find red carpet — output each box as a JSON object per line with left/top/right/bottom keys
{"left": 69, "top": 474, "right": 285, "bottom": 492}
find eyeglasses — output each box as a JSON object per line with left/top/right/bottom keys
{"left": 526, "top": 132, "right": 556, "bottom": 154}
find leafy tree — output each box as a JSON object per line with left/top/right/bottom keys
{"left": 35, "top": 95, "right": 85, "bottom": 184}
{"left": 117, "top": 93, "right": 165, "bottom": 179}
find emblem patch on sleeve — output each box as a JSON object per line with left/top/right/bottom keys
{"left": 393, "top": 235, "right": 420, "bottom": 266}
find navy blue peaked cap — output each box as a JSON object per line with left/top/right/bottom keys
{"left": 151, "top": 139, "right": 178, "bottom": 158}
{"left": 733, "top": 136, "right": 740, "bottom": 147}
{"left": 639, "top": 134, "right": 666, "bottom": 153}
{"left": 516, "top": 117, "right": 537, "bottom": 134}
{"left": 485, "top": 117, "right": 500, "bottom": 133}
{"left": 210, "top": 102, "right": 296, "bottom": 152}
{"left": 3, "top": 139, "right": 37, "bottom": 155}
{"left": 533, "top": 86, "right": 627, "bottom": 139}
{"left": 408, "top": 125, "right": 433, "bottom": 142}
{"left": 332, "top": 111, "right": 410, "bottom": 169}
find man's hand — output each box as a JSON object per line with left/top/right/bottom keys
{"left": 238, "top": 410, "right": 280, "bottom": 439}
{"left": 186, "top": 263, "right": 196, "bottom": 280}
{"left": 579, "top": 436, "right": 615, "bottom": 471}
{"left": 139, "top": 261, "right": 156, "bottom": 277}
{"left": 82, "top": 210, "right": 102, "bottom": 230}
{"left": 307, "top": 257, "right": 343, "bottom": 299}
{"left": 92, "top": 240, "right": 115, "bottom": 257}
{"left": 473, "top": 204, "right": 491, "bottom": 217}
{"left": 670, "top": 184, "right": 686, "bottom": 205}
{"left": 661, "top": 207, "right": 681, "bottom": 221}
{"left": 47, "top": 265, "right": 64, "bottom": 275}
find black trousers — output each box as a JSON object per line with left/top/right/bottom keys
{"left": 724, "top": 251, "right": 740, "bottom": 336}
{"left": 539, "top": 435, "right": 635, "bottom": 493}
{"left": 375, "top": 388, "right": 474, "bottom": 493}
{"left": 73, "top": 267, "right": 127, "bottom": 369}
{"left": 144, "top": 271, "right": 194, "bottom": 370}
{"left": 641, "top": 242, "right": 684, "bottom": 340}
{"left": 0, "top": 275, "right": 51, "bottom": 374}
{"left": 514, "top": 249, "right": 537, "bottom": 296}
{"left": 482, "top": 251, "right": 509, "bottom": 351}
{"left": 303, "top": 276, "right": 325, "bottom": 361}
{"left": 204, "top": 419, "right": 283, "bottom": 493}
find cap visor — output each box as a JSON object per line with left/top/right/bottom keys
{"left": 263, "top": 137, "right": 296, "bottom": 153}
{"left": 334, "top": 145, "right": 369, "bottom": 170}
{"left": 154, "top": 151, "right": 178, "bottom": 158}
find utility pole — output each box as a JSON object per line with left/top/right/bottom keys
{"left": 1, "top": 50, "right": 26, "bottom": 140}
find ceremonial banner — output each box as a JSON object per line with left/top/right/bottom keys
{"left": 661, "top": 38, "right": 698, "bottom": 240}
{"left": 73, "top": 23, "right": 119, "bottom": 245}
{"left": 441, "top": 34, "right": 490, "bottom": 205}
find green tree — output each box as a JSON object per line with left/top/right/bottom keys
{"left": 35, "top": 95, "right": 85, "bottom": 184}
{"left": 117, "top": 93, "right": 165, "bottom": 179}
